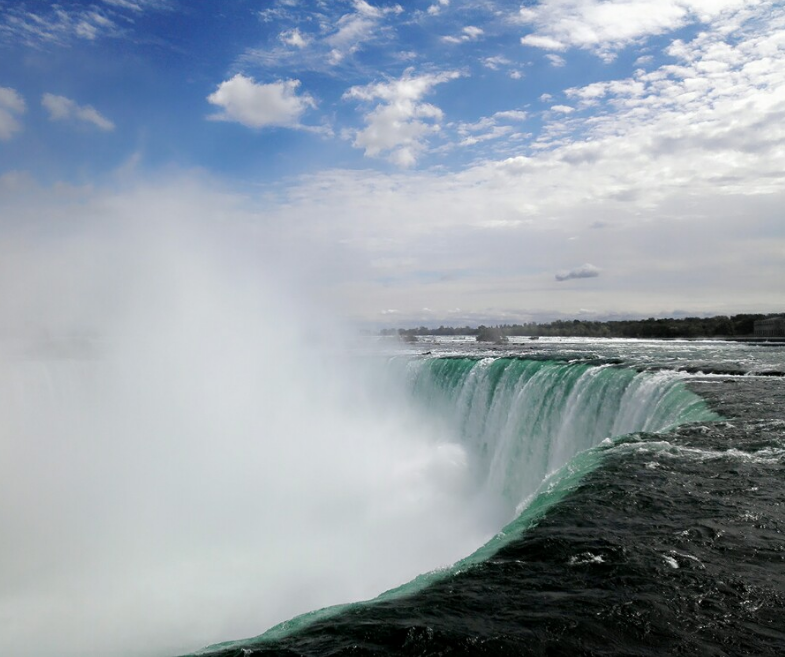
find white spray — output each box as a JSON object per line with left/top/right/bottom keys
{"left": 0, "top": 181, "right": 496, "bottom": 657}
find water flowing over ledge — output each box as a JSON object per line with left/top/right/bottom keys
{"left": 404, "top": 357, "right": 715, "bottom": 514}
{"left": 197, "top": 356, "right": 718, "bottom": 655}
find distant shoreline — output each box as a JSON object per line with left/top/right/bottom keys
{"left": 380, "top": 313, "right": 785, "bottom": 341}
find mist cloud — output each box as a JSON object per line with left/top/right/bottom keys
{"left": 0, "top": 178, "right": 499, "bottom": 657}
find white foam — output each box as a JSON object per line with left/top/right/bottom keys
{"left": 662, "top": 555, "right": 680, "bottom": 569}
{"left": 568, "top": 553, "right": 605, "bottom": 566}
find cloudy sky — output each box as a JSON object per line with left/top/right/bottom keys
{"left": 1, "top": 0, "right": 784, "bottom": 327}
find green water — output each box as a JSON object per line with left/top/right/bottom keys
{"left": 190, "top": 357, "right": 718, "bottom": 655}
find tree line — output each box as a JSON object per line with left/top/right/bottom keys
{"left": 381, "top": 313, "right": 782, "bottom": 340}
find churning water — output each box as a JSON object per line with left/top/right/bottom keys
{"left": 1, "top": 237, "right": 782, "bottom": 657}
{"left": 191, "top": 339, "right": 785, "bottom": 657}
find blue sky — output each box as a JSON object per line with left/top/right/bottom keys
{"left": 1, "top": 0, "right": 784, "bottom": 326}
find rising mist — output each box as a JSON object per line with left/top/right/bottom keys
{"left": 0, "top": 180, "right": 498, "bottom": 657}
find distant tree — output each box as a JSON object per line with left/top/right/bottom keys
{"left": 379, "top": 311, "right": 785, "bottom": 340}
{"left": 732, "top": 314, "right": 767, "bottom": 336}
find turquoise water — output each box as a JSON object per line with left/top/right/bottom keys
{"left": 193, "top": 356, "right": 718, "bottom": 655}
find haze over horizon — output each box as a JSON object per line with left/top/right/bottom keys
{"left": 2, "top": 0, "right": 784, "bottom": 327}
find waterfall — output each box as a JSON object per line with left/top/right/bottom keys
{"left": 405, "top": 357, "right": 715, "bottom": 512}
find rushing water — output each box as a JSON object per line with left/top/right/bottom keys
{"left": 187, "top": 338, "right": 785, "bottom": 657}
{"left": 403, "top": 357, "right": 714, "bottom": 514}
{"left": 2, "top": 337, "right": 784, "bottom": 656}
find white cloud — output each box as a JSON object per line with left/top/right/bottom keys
{"left": 248, "top": 5, "right": 785, "bottom": 321}
{"left": 1, "top": 7, "right": 116, "bottom": 45}
{"left": 101, "top": 0, "right": 145, "bottom": 10}
{"left": 517, "top": 0, "right": 755, "bottom": 60}
{"left": 280, "top": 28, "right": 310, "bottom": 48}
{"left": 546, "top": 53, "right": 567, "bottom": 67}
{"left": 3, "top": 1, "right": 784, "bottom": 327}
{"left": 482, "top": 55, "right": 511, "bottom": 70}
{"left": 101, "top": 0, "right": 170, "bottom": 11}
{"left": 555, "top": 263, "right": 602, "bottom": 281}
{"left": 1, "top": 1, "right": 169, "bottom": 46}
{"left": 428, "top": 0, "right": 450, "bottom": 15}
{"left": 443, "top": 25, "right": 484, "bottom": 44}
{"left": 207, "top": 75, "right": 316, "bottom": 129}
{"left": 0, "top": 87, "right": 25, "bottom": 140}
{"left": 458, "top": 125, "right": 514, "bottom": 147}
{"left": 521, "top": 34, "right": 566, "bottom": 51}
{"left": 344, "top": 70, "right": 461, "bottom": 166}
{"left": 9, "top": 0, "right": 785, "bottom": 329}
{"left": 326, "top": 0, "right": 403, "bottom": 64}
{"left": 550, "top": 104, "right": 575, "bottom": 114}
{"left": 327, "top": 14, "right": 377, "bottom": 63}
{"left": 258, "top": 160, "right": 784, "bottom": 321}
{"left": 565, "top": 78, "right": 646, "bottom": 108}
{"left": 440, "top": 109, "right": 529, "bottom": 152}
{"left": 482, "top": 55, "right": 523, "bottom": 79}
{"left": 494, "top": 110, "right": 528, "bottom": 121}
{"left": 242, "top": 1, "right": 406, "bottom": 72}
{"left": 42, "top": 94, "right": 115, "bottom": 131}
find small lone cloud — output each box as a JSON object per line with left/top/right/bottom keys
{"left": 555, "top": 263, "right": 601, "bottom": 282}
{"left": 546, "top": 54, "right": 566, "bottom": 67}
{"left": 42, "top": 93, "right": 114, "bottom": 131}
{"left": 207, "top": 75, "right": 315, "bottom": 129}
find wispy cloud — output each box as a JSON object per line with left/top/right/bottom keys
{"left": 0, "top": 0, "right": 170, "bottom": 47}
{"left": 326, "top": 0, "right": 403, "bottom": 64}
{"left": 42, "top": 94, "right": 115, "bottom": 131}
{"left": 442, "top": 25, "right": 484, "bottom": 44}
{"left": 1, "top": 6, "right": 117, "bottom": 46}
{"left": 0, "top": 87, "right": 26, "bottom": 140}
{"left": 101, "top": 0, "right": 171, "bottom": 11}
{"left": 444, "top": 109, "right": 529, "bottom": 150}
{"left": 546, "top": 53, "right": 566, "bottom": 67}
{"left": 482, "top": 55, "right": 511, "bottom": 70}
{"left": 248, "top": 0, "right": 404, "bottom": 70}
{"left": 482, "top": 55, "right": 524, "bottom": 79}
{"left": 207, "top": 75, "right": 316, "bottom": 129}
